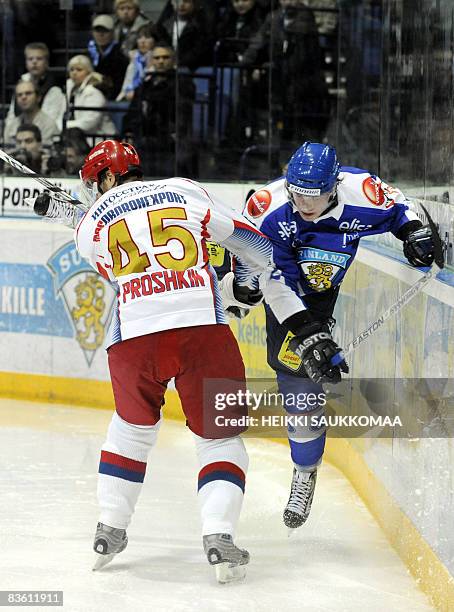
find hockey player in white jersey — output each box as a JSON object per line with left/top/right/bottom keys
{"left": 33, "top": 140, "right": 272, "bottom": 582}
{"left": 242, "top": 141, "right": 437, "bottom": 531}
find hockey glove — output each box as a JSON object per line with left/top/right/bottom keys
{"left": 225, "top": 306, "right": 250, "bottom": 320}
{"left": 28, "top": 191, "right": 81, "bottom": 228}
{"left": 33, "top": 191, "right": 51, "bottom": 216}
{"left": 403, "top": 225, "right": 435, "bottom": 267}
{"left": 288, "top": 325, "right": 348, "bottom": 384}
{"left": 219, "top": 271, "right": 263, "bottom": 319}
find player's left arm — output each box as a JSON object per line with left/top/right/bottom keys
{"left": 384, "top": 188, "right": 436, "bottom": 268}
{"left": 375, "top": 177, "right": 435, "bottom": 267}
{"left": 203, "top": 193, "right": 272, "bottom": 313}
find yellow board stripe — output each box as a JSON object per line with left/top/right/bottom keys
{"left": 323, "top": 438, "right": 454, "bottom": 612}
{"left": 0, "top": 371, "right": 116, "bottom": 409}
{"left": 0, "top": 370, "right": 452, "bottom": 610}
{"left": 0, "top": 371, "right": 184, "bottom": 414}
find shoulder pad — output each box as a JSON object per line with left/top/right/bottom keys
{"left": 338, "top": 168, "right": 407, "bottom": 211}
{"left": 243, "top": 177, "right": 289, "bottom": 229}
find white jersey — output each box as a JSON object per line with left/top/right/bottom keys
{"left": 75, "top": 178, "right": 271, "bottom": 344}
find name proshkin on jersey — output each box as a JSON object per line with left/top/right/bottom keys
{"left": 121, "top": 268, "right": 206, "bottom": 304}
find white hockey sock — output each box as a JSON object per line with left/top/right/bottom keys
{"left": 194, "top": 434, "right": 248, "bottom": 537}
{"left": 97, "top": 411, "right": 161, "bottom": 529}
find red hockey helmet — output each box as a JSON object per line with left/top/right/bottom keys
{"left": 80, "top": 140, "right": 142, "bottom": 186}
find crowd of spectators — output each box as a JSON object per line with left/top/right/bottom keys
{"left": 1, "top": 0, "right": 336, "bottom": 179}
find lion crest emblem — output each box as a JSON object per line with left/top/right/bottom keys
{"left": 47, "top": 242, "right": 115, "bottom": 365}
{"left": 72, "top": 275, "right": 106, "bottom": 351}
{"left": 306, "top": 263, "right": 333, "bottom": 291}
{"left": 296, "top": 247, "right": 351, "bottom": 292}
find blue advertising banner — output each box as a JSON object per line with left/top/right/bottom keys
{"left": 0, "top": 241, "right": 116, "bottom": 365}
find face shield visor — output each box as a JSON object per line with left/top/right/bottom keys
{"left": 286, "top": 180, "right": 338, "bottom": 203}
{"left": 79, "top": 170, "right": 100, "bottom": 207}
{"left": 285, "top": 181, "right": 339, "bottom": 219}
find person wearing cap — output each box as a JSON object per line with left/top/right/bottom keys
{"left": 113, "top": 0, "right": 152, "bottom": 58}
{"left": 88, "top": 14, "right": 130, "bottom": 100}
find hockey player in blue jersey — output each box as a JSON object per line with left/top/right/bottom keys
{"left": 242, "top": 141, "right": 436, "bottom": 529}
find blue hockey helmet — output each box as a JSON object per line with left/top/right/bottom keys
{"left": 286, "top": 142, "right": 340, "bottom": 196}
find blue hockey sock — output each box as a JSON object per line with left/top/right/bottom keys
{"left": 288, "top": 432, "right": 326, "bottom": 469}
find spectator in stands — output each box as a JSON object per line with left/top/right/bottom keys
{"left": 113, "top": 0, "right": 151, "bottom": 57}
{"left": 158, "top": 0, "right": 223, "bottom": 39}
{"left": 240, "top": 0, "right": 329, "bottom": 143}
{"left": 61, "top": 127, "right": 91, "bottom": 175}
{"left": 6, "top": 42, "right": 66, "bottom": 129}
{"left": 64, "top": 55, "right": 116, "bottom": 140}
{"left": 116, "top": 23, "right": 161, "bottom": 101}
{"left": 215, "top": 0, "right": 266, "bottom": 63}
{"left": 122, "top": 44, "right": 196, "bottom": 176}
{"left": 4, "top": 80, "right": 59, "bottom": 146}
{"left": 5, "top": 124, "right": 45, "bottom": 174}
{"left": 88, "top": 14, "right": 130, "bottom": 100}
{"left": 157, "top": 0, "right": 211, "bottom": 70}
{"left": 4, "top": 123, "right": 67, "bottom": 176}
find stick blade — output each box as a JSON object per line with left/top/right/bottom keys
{"left": 420, "top": 203, "right": 445, "bottom": 269}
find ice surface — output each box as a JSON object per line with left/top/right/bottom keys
{"left": 0, "top": 399, "right": 433, "bottom": 612}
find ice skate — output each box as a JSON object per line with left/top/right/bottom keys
{"left": 283, "top": 467, "right": 317, "bottom": 533}
{"left": 203, "top": 533, "right": 250, "bottom": 583}
{"left": 92, "top": 522, "right": 128, "bottom": 571}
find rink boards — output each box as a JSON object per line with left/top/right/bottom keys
{"left": 1, "top": 180, "right": 454, "bottom": 610}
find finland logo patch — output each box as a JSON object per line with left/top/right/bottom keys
{"left": 296, "top": 247, "right": 351, "bottom": 291}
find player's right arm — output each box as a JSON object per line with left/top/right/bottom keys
{"left": 241, "top": 183, "right": 312, "bottom": 329}
{"left": 260, "top": 214, "right": 313, "bottom": 329}
{"left": 255, "top": 210, "right": 349, "bottom": 385}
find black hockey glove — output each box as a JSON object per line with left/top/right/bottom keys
{"left": 403, "top": 225, "right": 435, "bottom": 267}
{"left": 288, "top": 324, "right": 349, "bottom": 384}
{"left": 220, "top": 271, "right": 263, "bottom": 319}
{"left": 226, "top": 285, "right": 263, "bottom": 319}
{"left": 226, "top": 306, "right": 250, "bottom": 319}
{"left": 232, "top": 283, "right": 263, "bottom": 306}
{"left": 33, "top": 191, "right": 51, "bottom": 216}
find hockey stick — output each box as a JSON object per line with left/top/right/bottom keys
{"left": 332, "top": 203, "right": 445, "bottom": 363}
{"left": 0, "top": 147, "right": 88, "bottom": 212}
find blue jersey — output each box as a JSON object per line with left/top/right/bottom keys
{"left": 243, "top": 167, "right": 419, "bottom": 374}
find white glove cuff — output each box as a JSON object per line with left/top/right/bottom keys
{"left": 219, "top": 271, "right": 251, "bottom": 309}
